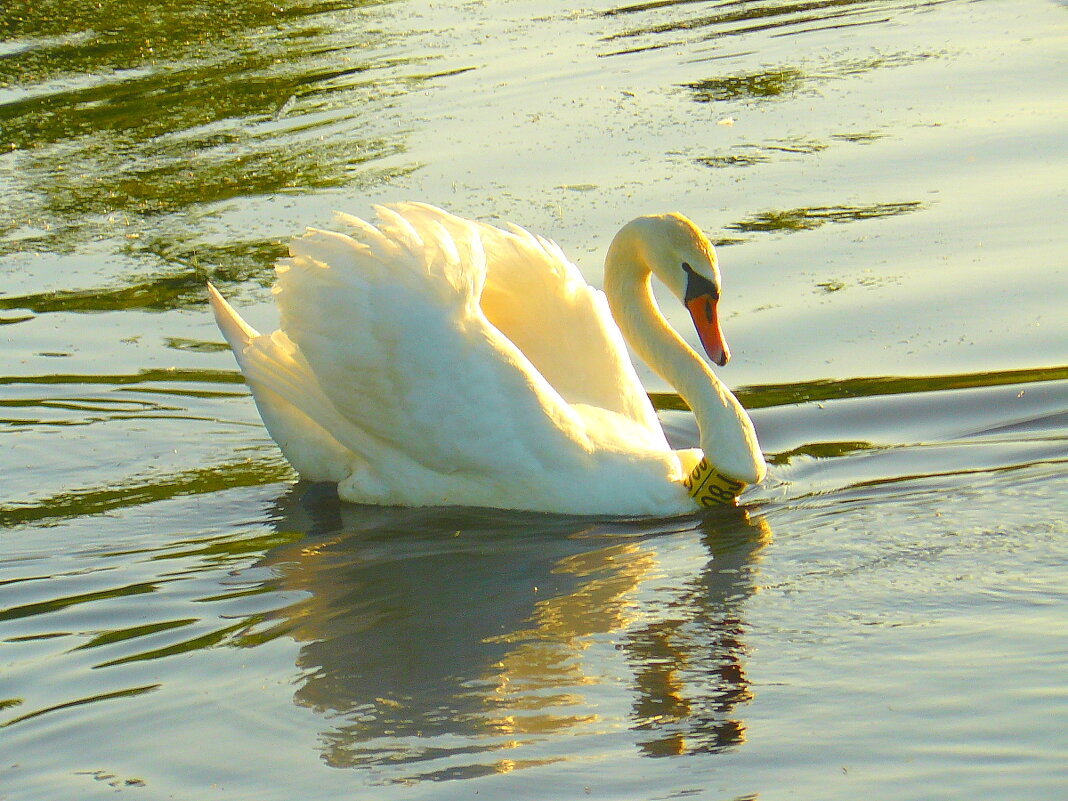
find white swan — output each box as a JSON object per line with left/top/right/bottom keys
{"left": 208, "top": 203, "right": 765, "bottom": 516}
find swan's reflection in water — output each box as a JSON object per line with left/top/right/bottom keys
{"left": 263, "top": 486, "right": 771, "bottom": 779}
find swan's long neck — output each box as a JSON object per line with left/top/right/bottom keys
{"left": 604, "top": 225, "right": 764, "bottom": 484}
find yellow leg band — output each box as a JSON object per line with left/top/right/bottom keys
{"left": 683, "top": 457, "right": 746, "bottom": 507}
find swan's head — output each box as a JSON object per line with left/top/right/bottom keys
{"left": 621, "top": 213, "right": 730, "bottom": 366}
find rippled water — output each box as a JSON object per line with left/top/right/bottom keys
{"left": 2, "top": 0, "right": 1066, "bottom": 798}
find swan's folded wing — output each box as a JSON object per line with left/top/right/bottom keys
{"left": 272, "top": 212, "right": 600, "bottom": 478}
{"left": 385, "top": 203, "right": 669, "bottom": 450}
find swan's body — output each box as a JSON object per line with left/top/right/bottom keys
{"left": 208, "top": 203, "right": 765, "bottom": 516}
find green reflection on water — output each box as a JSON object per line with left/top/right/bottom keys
{"left": 163, "top": 337, "right": 233, "bottom": 353}
{"left": 0, "top": 313, "right": 35, "bottom": 325}
{"left": 0, "top": 684, "right": 160, "bottom": 729}
{"left": 695, "top": 153, "right": 770, "bottom": 169}
{"left": 695, "top": 137, "right": 832, "bottom": 171}
{"left": 727, "top": 202, "right": 925, "bottom": 233}
{"left": 93, "top": 619, "right": 258, "bottom": 668}
{"left": 0, "top": 0, "right": 418, "bottom": 272}
{"left": 603, "top": 0, "right": 944, "bottom": 66}
{"left": 0, "top": 581, "right": 160, "bottom": 623}
{"left": 0, "top": 271, "right": 220, "bottom": 313}
{"left": 0, "top": 238, "right": 295, "bottom": 312}
{"left": 0, "top": 457, "right": 292, "bottom": 528}
{"left": 767, "top": 440, "right": 875, "bottom": 466}
{"left": 652, "top": 364, "right": 1068, "bottom": 411}
{"left": 71, "top": 618, "right": 198, "bottom": 652}
{"left": 682, "top": 52, "right": 935, "bottom": 104}
{"left": 0, "top": 367, "right": 245, "bottom": 387}
{"left": 0, "top": 0, "right": 395, "bottom": 147}
{"left": 686, "top": 69, "right": 804, "bottom": 103}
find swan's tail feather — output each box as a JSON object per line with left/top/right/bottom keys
{"left": 207, "top": 283, "right": 326, "bottom": 411}
{"left": 207, "top": 282, "right": 259, "bottom": 351}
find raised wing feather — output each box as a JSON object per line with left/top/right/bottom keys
{"left": 386, "top": 203, "right": 668, "bottom": 448}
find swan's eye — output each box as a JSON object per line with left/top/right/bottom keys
{"left": 681, "top": 262, "right": 693, "bottom": 274}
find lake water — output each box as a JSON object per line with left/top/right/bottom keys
{"left": 1, "top": 0, "right": 1066, "bottom": 798}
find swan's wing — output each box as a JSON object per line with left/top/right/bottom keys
{"left": 271, "top": 208, "right": 614, "bottom": 480}
{"left": 384, "top": 203, "right": 668, "bottom": 448}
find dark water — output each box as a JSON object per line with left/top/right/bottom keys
{"left": 2, "top": 0, "right": 1066, "bottom": 798}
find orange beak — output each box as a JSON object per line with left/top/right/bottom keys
{"left": 686, "top": 293, "right": 730, "bottom": 366}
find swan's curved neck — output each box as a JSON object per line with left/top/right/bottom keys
{"left": 603, "top": 223, "right": 763, "bottom": 484}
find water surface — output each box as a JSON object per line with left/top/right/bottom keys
{"left": 1, "top": 0, "right": 1066, "bottom": 798}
